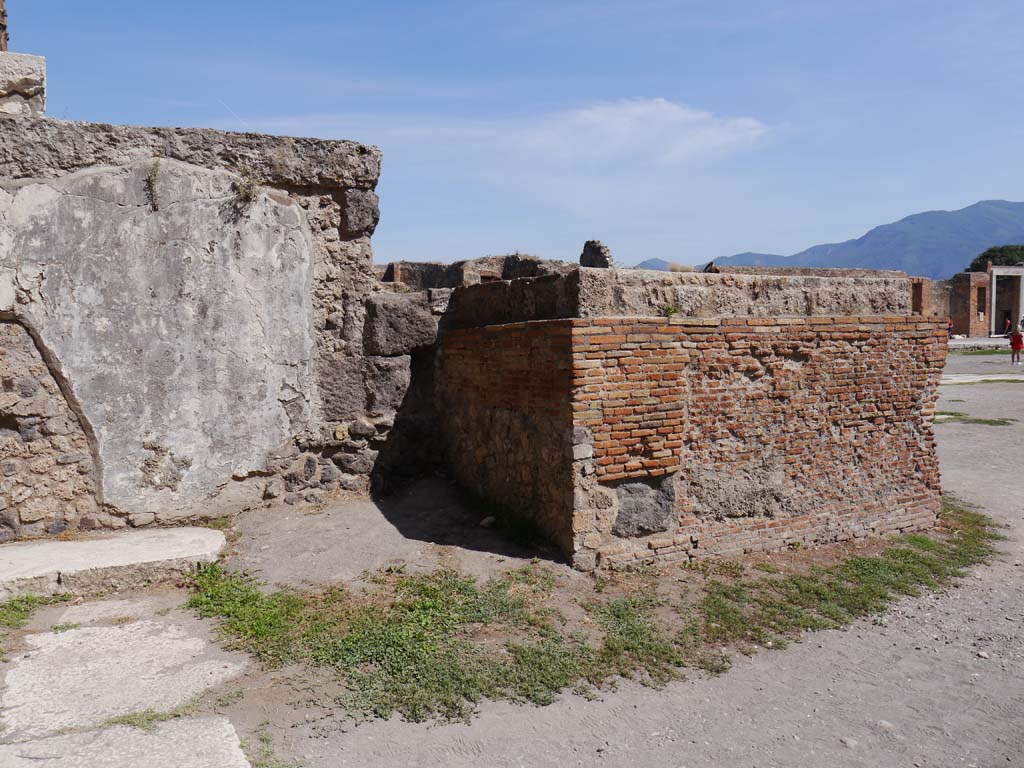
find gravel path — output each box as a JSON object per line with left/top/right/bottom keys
{"left": 279, "top": 355, "right": 1024, "bottom": 768}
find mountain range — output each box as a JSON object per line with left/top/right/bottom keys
{"left": 633, "top": 200, "right": 1024, "bottom": 280}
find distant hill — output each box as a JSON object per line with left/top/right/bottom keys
{"left": 644, "top": 201, "right": 1024, "bottom": 280}
{"left": 633, "top": 258, "right": 672, "bottom": 271}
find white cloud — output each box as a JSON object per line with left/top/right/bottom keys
{"left": 244, "top": 97, "right": 768, "bottom": 170}
{"left": 515, "top": 98, "right": 768, "bottom": 165}
{"left": 231, "top": 99, "right": 771, "bottom": 264}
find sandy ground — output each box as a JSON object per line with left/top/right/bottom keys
{"left": 248, "top": 351, "right": 1023, "bottom": 768}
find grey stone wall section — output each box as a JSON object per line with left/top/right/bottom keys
{"left": 446, "top": 272, "right": 581, "bottom": 329}
{"left": 363, "top": 292, "right": 438, "bottom": 356}
{"left": 0, "top": 115, "right": 380, "bottom": 189}
{"left": 444, "top": 268, "right": 912, "bottom": 330}
{"left": 576, "top": 268, "right": 912, "bottom": 318}
{"left": 0, "top": 107, "right": 388, "bottom": 526}
{"left": 0, "top": 159, "right": 316, "bottom": 518}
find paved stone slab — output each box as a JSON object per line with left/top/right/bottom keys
{"left": 52, "top": 595, "right": 184, "bottom": 627}
{"left": 0, "top": 528, "right": 225, "bottom": 598}
{"left": 949, "top": 336, "right": 1012, "bottom": 350}
{"left": 941, "top": 372, "right": 1024, "bottom": 385}
{"left": 0, "top": 716, "right": 250, "bottom": 767}
{"left": 0, "top": 616, "right": 245, "bottom": 741}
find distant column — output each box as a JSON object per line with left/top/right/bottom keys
{"left": 990, "top": 273, "right": 998, "bottom": 335}
{"left": 1017, "top": 275, "right": 1024, "bottom": 330}
{"left": 0, "top": 0, "right": 8, "bottom": 52}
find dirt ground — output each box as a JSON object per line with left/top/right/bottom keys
{"left": 206, "top": 351, "right": 1022, "bottom": 768}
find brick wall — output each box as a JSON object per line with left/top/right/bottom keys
{"left": 437, "top": 321, "right": 576, "bottom": 551}
{"left": 436, "top": 314, "right": 946, "bottom": 569}
{"left": 570, "top": 316, "right": 947, "bottom": 568}
{"left": 949, "top": 272, "right": 989, "bottom": 336}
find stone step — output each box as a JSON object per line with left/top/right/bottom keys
{"left": 0, "top": 528, "right": 226, "bottom": 599}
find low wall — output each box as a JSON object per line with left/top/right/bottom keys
{"left": 437, "top": 313, "right": 946, "bottom": 569}
{"left": 446, "top": 268, "right": 912, "bottom": 329}
{"left": 570, "top": 316, "right": 946, "bottom": 568}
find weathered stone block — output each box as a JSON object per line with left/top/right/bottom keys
{"left": 579, "top": 240, "right": 614, "bottom": 269}
{"left": 341, "top": 188, "right": 380, "bottom": 238}
{"left": 611, "top": 477, "right": 675, "bottom": 536}
{"left": 363, "top": 292, "right": 438, "bottom": 356}
{"left": 0, "top": 52, "right": 45, "bottom": 116}
{"left": 364, "top": 355, "right": 412, "bottom": 413}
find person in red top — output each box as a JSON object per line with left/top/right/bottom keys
{"left": 1011, "top": 327, "right": 1024, "bottom": 366}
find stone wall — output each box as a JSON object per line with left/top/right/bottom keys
{"left": 446, "top": 268, "right": 912, "bottom": 330}
{"left": 705, "top": 264, "right": 908, "bottom": 278}
{"left": 380, "top": 254, "right": 575, "bottom": 291}
{"left": 0, "top": 107, "right": 387, "bottom": 530}
{"left": 576, "top": 269, "right": 911, "bottom": 319}
{"left": 0, "top": 321, "right": 99, "bottom": 540}
{"left": 436, "top": 321, "right": 575, "bottom": 552}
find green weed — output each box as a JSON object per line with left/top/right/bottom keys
{"left": 935, "top": 411, "right": 1017, "bottom": 426}
{"left": 190, "top": 497, "right": 999, "bottom": 724}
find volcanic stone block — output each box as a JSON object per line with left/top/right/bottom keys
{"left": 363, "top": 292, "right": 438, "bottom": 356}
{"left": 611, "top": 476, "right": 675, "bottom": 536}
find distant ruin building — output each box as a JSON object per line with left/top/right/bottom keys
{"left": 0, "top": 39, "right": 949, "bottom": 568}
{"left": 942, "top": 263, "right": 1023, "bottom": 336}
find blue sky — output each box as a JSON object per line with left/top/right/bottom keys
{"left": 13, "top": 1, "right": 1024, "bottom": 266}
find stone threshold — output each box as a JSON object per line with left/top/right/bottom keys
{"left": 0, "top": 528, "right": 225, "bottom": 599}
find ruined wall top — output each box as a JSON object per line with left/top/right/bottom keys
{"left": 0, "top": 114, "right": 381, "bottom": 189}
{"left": 704, "top": 262, "right": 908, "bottom": 279}
{"left": 446, "top": 266, "right": 914, "bottom": 328}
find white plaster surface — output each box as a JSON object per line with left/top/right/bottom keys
{"left": 0, "top": 159, "right": 315, "bottom": 517}
{"left": 0, "top": 717, "right": 250, "bottom": 767}
{"left": 0, "top": 618, "right": 244, "bottom": 740}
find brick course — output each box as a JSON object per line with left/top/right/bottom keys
{"left": 570, "top": 316, "right": 946, "bottom": 568}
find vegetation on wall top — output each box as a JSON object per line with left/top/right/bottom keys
{"left": 969, "top": 244, "right": 1024, "bottom": 272}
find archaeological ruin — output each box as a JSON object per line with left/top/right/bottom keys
{"left": 0, "top": 38, "right": 948, "bottom": 569}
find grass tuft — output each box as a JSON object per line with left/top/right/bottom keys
{"left": 935, "top": 411, "right": 1017, "bottom": 426}
{"left": 103, "top": 709, "right": 175, "bottom": 731}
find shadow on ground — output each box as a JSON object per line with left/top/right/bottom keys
{"left": 230, "top": 477, "right": 564, "bottom": 589}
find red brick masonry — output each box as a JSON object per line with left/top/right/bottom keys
{"left": 439, "top": 315, "right": 947, "bottom": 569}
